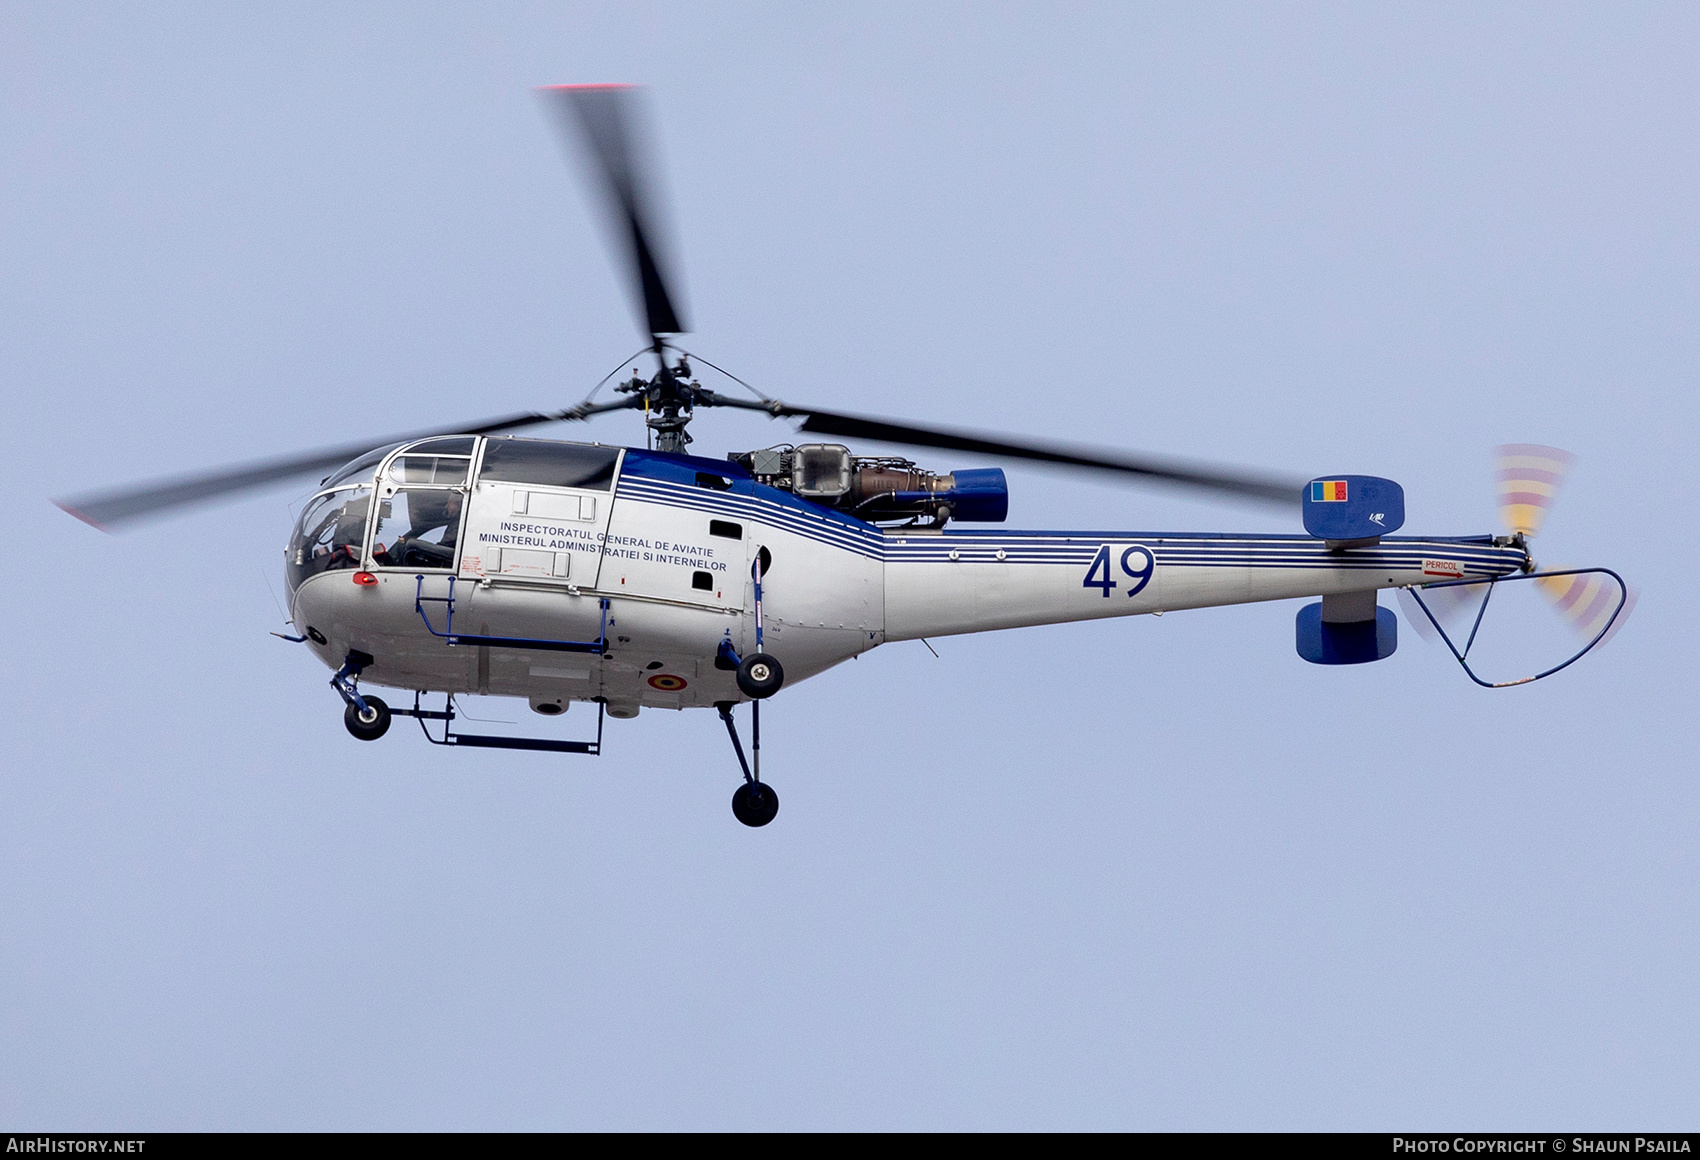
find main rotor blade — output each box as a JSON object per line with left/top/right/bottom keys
{"left": 540, "top": 84, "right": 687, "bottom": 343}
{"left": 55, "top": 410, "right": 571, "bottom": 532}
{"left": 777, "top": 406, "right": 1307, "bottom": 507}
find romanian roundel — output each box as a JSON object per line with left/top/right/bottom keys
{"left": 647, "top": 674, "right": 688, "bottom": 691}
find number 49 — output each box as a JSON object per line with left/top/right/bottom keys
{"left": 1083, "top": 544, "right": 1155, "bottom": 598}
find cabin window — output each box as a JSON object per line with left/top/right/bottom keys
{"left": 692, "top": 571, "right": 715, "bottom": 591}
{"left": 287, "top": 486, "right": 372, "bottom": 591}
{"left": 371, "top": 489, "right": 464, "bottom": 569}
{"left": 388, "top": 455, "right": 470, "bottom": 486}
{"left": 709, "top": 519, "right": 743, "bottom": 540}
{"left": 478, "top": 438, "right": 619, "bottom": 490}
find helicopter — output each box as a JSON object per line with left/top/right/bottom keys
{"left": 55, "top": 85, "right": 1631, "bottom": 828}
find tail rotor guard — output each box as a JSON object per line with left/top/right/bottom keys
{"left": 1402, "top": 566, "right": 1630, "bottom": 688}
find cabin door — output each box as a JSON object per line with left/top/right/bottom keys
{"left": 458, "top": 439, "right": 621, "bottom": 587}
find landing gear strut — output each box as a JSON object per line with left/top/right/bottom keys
{"left": 735, "top": 552, "right": 785, "bottom": 699}
{"left": 718, "top": 701, "right": 778, "bottom": 827}
{"left": 715, "top": 551, "right": 781, "bottom": 826}
{"left": 331, "top": 649, "right": 390, "bottom": 741}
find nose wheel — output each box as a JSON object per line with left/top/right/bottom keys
{"left": 344, "top": 695, "right": 391, "bottom": 741}
{"left": 330, "top": 649, "right": 392, "bottom": 741}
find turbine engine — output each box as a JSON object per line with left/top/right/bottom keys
{"left": 728, "top": 443, "right": 1008, "bottom": 527}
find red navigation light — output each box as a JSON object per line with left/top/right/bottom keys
{"left": 353, "top": 571, "right": 378, "bottom": 586}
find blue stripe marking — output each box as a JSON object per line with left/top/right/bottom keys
{"left": 618, "top": 448, "right": 754, "bottom": 485}
{"left": 614, "top": 476, "right": 885, "bottom": 560}
{"left": 611, "top": 470, "right": 1522, "bottom": 575}
{"left": 617, "top": 481, "right": 879, "bottom": 547}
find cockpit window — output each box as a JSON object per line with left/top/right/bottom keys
{"left": 402, "top": 436, "right": 477, "bottom": 456}
{"left": 322, "top": 443, "right": 404, "bottom": 488}
{"left": 371, "top": 489, "right": 464, "bottom": 569}
{"left": 388, "top": 455, "right": 470, "bottom": 486}
{"left": 287, "top": 486, "right": 372, "bottom": 591}
{"left": 479, "top": 438, "right": 619, "bottom": 490}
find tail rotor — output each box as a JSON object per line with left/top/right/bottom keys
{"left": 1495, "top": 443, "right": 1575, "bottom": 540}
{"left": 1494, "top": 443, "right": 1637, "bottom": 648}
{"left": 1399, "top": 444, "right": 1633, "bottom": 683}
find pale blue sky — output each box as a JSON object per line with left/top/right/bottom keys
{"left": 3, "top": 2, "right": 1695, "bottom": 1129}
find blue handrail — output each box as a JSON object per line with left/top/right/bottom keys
{"left": 414, "top": 574, "right": 608, "bottom": 655}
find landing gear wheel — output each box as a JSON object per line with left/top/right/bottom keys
{"left": 736, "top": 653, "right": 785, "bottom": 699}
{"left": 343, "top": 695, "right": 391, "bottom": 741}
{"left": 731, "top": 781, "right": 780, "bottom": 827}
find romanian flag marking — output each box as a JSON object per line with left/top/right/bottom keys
{"left": 1310, "top": 480, "right": 1349, "bottom": 503}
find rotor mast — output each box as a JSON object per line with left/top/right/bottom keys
{"left": 617, "top": 346, "right": 699, "bottom": 453}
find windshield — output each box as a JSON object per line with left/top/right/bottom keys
{"left": 287, "top": 486, "right": 372, "bottom": 591}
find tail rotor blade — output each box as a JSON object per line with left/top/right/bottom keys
{"left": 1536, "top": 568, "right": 1636, "bottom": 646}
{"left": 1396, "top": 581, "right": 1491, "bottom": 645}
{"left": 1596, "top": 586, "right": 1638, "bottom": 648}
{"left": 1496, "top": 444, "right": 1574, "bottom": 538}
{"left": 1395, "top": 587, "right": 1441, "bottom": 644}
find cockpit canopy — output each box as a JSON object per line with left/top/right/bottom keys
{"left": 320, "top": 442, "right": 403, "bottom": 489}
{"left": 287, "top": 435, "right": 621, "bottom": 593}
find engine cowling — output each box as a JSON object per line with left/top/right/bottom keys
{"left": 729, "top": 444, "right": 1008, "bottom": 526}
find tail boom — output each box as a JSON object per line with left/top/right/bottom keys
{"left": 883, "top": 530, "right": 1525, "bottom": 641}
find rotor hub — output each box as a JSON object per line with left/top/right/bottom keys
{"left": 616, "top": 354, "right": 701, "bottom": 452}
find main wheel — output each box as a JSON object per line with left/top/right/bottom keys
{"left": 344, "top": 695, "right": 391, "bottom": 741}
{"left": 736, "top": 652, "right": 785, "bottom": 699}
{"left": 731, "top": 781, "right": 779, "bottom": 827}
